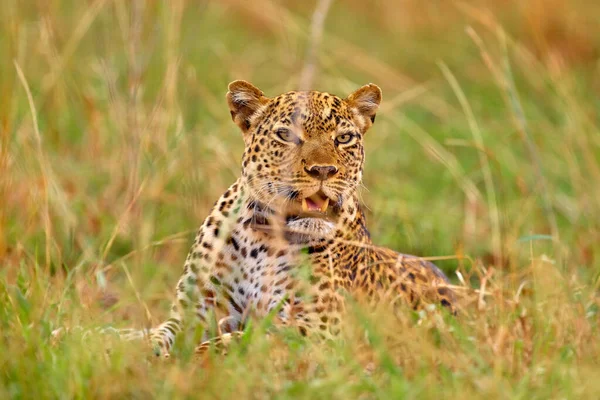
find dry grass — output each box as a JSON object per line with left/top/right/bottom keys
{"left": 1, "top": 0, "right": 599, "bottom": 398}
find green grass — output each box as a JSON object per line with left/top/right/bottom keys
{"left": 1, "top": 0, "right": 600, "bottom": 398}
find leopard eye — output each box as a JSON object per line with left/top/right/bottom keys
{"left": 335, "top": 133, "right": 355, "bottom": 145}
{"left": 275, "top": 128, "right": 299, "bottom": 143}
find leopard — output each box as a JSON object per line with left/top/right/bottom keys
{"left": 143, "top": 80, "right": 456, "bottom": 357}
{"left": 52, "top": 80, "right": 455, "bottom": 357}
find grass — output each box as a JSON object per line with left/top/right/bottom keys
{"left": 1, "top": 0, "right": 600, "bottom": 398}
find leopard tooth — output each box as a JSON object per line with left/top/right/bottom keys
{"left": 301, "top": 198, "right": 309, "bottom": 212}
{"left": 320, "top": 197, "right": 330, "bottom": 213}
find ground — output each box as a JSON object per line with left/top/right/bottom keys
{"left": 1, "top": 0, "right": 600, "bottom": 398}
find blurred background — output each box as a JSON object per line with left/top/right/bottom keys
{"left": 3, "top": 0, "right": 600, "bottom": 278}
{"left": 1, "top": 0, "right": 600, "bottom": 397}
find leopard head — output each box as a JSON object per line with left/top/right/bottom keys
{"left": 227, "top": 80, "right": 381, "bottom": 242}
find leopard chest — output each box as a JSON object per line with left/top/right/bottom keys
{"left": 218, "top": 233, "right": 366, "bottom": 322}
{"left": 211, "top": 227, "right": 304, "bottom": 322}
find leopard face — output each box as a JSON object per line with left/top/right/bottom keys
{"left": 226, "top": 81, "right": 381, "bottom": 242}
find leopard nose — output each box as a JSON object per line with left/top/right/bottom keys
{"left": 305, "top": 165, "right": 338, "bottom": 181}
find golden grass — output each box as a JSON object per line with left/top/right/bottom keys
{"left": 1, "top": 0, "right": 599, "bottom": 398}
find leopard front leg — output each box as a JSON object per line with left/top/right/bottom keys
{"left": 150, "top": 182, "right": 245, "bottom": 357}
{"left": 150, "top": 269, "right": 215, "bottom": 358}
{"left": 149, "top": 216, "right": 224, "bottom": 357}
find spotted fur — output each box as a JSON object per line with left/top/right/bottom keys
{"left": 147, "top": 81, "right": 455, "bottom": 357}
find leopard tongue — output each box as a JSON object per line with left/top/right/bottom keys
{"left": 301, "top": 195, "right": 330, "bottom": 213}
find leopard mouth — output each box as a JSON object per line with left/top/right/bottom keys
{"left": 302, "top": 192, "right": 330, "bottom": 213}
{"left": 282, "top": 190, "right": 338, "bottom": 244}
{"left": 248, "top": 189, "right": 340, "bottom": 244}
{"left": 284, "top": 190, "right": 338, "bottom": 223}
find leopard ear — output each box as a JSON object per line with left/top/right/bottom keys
{"left": 346, "top": 83, "right": 382, "bottom": 132}
{"left": 226, "top": 80, "right": 269, "bottom": 133}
